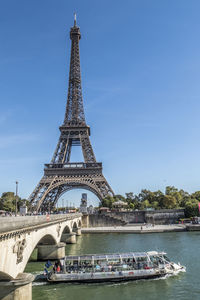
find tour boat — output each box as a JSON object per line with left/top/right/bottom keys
{"left": 47, "top": 251, "right": 185, "bottom": 283}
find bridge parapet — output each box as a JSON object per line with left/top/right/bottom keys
{"left": 0, "top": 213, "right": 82, "bottom": 235}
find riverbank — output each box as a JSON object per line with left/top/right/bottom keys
{"left": 81, "top": 224, "right": 186, "bottom": 233}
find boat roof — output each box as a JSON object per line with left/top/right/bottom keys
{"left": 65, "top": 251, "right": 165, "bottom": 261}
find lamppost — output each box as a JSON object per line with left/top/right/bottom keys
{"left": 15, "top": 181, "right": 18, "bottom": 216}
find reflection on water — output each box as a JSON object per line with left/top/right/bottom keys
{"left": 25, "top": 232, "right": 200, "bottom": 300}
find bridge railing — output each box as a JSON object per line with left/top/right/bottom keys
{"left": 0, "top": 213, "right": 82, "bottom": 234}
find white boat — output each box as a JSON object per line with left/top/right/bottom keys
{"left": 47, "top": 251, "right": 185, "bottom": 283}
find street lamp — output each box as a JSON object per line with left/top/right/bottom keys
{"left": 15, "top": 181, "right": 18, "bottom": 216}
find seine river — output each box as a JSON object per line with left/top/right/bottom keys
{"left": 25, "top": 232, "right": 200, "bottom": 300}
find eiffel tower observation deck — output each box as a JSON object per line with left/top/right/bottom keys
{"left": 29, "top": 15, "right": 114, "bottom": 212}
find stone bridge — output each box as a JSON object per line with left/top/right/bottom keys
{"left": 0, "top": 213, "right": 82, "bottom": 300}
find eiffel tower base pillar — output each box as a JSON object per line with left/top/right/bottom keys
{"left": 37, "top": 243, "right": 65, "bottom": 260}
{"left": 61, "top": 233, "right": 76, "bottom": 244}
{"left": 0, "top": 273, "right": 34, "bottom": 300}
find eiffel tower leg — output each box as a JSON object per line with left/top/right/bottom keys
{"left": 80, "top": 134, "right": 96, "bottom": 163}
{"left": 41, "top": 187, "right": 61, "bottom": 212}
{"left": 51, "top": 138, "right": 61, "bottom": 163}
{"left": 58, "top": 139, "right": 69, "bottom": 163}
{"left": 29, "top": 176, "right": 58, "bottom": 212}
{"left": 66, "top": 139, "right": 72, "bottom": 162}
{"left": 93, "top": 175, "right": 114, "bottom": 198}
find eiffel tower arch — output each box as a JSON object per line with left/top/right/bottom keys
{"left": 29, "top": 15, "right": 114, "bottom": 212}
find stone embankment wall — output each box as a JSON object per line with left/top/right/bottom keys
{"left": 102, "top": 209, "right": 185, "bottom": 225}
{"left": 186, "top": 224, "right": 200, "bottom": 231}
{"left": 145, "top": 209, "right": 185, "bottom": 224}
{"left": 82, "top": 214, "right": 126, "bottom": 227}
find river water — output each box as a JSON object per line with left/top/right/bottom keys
{"left": 25, "top": 232, "right": 200, "bottom": 300}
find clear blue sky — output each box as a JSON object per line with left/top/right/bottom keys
{"left": 1, "top": 0, "right": 200, "bottom": 206}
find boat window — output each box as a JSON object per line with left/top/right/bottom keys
{"left": 65, "top": 252, "right": 149, "bottom": 261}
{"left": 149, "top": 255, "right": 159, "bottom": 263}
{"left": 61, "top": 252, "right": 164, "bottom": 275}
{"left": 163, "top": 255, "right": 170, "bottom": 262}
{"left": 136, "top": 256, "right": 147, "bottom": 262}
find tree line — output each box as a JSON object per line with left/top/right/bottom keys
{"left": 101, "top": 186, "right": 200, "bottom": 217}
{"left": 1, "top": 186, "right": 200, "bottom": 218}
{"left": 0, "top": 192, "right": 28, "bottom": 213}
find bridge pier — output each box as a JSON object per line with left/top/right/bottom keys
{"left": 37, "top": 242, "right": 65, "bottom": 260}
{"left": 75, "top": 227, "right": 82, "bottom": 236}
{"left": 0, "top": 273, "right": 34, "bottom": 300}
{"left": 61, "top": 233, "right": 76, "bottom": 244}
{"left": 82, "top": 214, "right": 89, "bottom": 227}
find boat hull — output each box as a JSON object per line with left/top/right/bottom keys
{"left": 48, "top": 269, "right": 166, "bottom": 283}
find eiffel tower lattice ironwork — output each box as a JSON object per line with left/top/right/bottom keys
{"left": 29, "top": 15, "right": 114, "bottom": 212}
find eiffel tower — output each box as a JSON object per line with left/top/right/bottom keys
{"left": 29, "top": 15, "right": 114, "bottom": 212}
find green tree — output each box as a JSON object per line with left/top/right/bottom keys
{"left": 0, "top": 192, "right": 26, "bottom": 212}
{"left": 165, "top": 186, "right": 182, "bottom": 207}
{"left": 113, "top": 194, "right": 126, "bottom": 201}
{"left": 191, "top": 191, "right": 200, "bottom": 202}
{"left": 125, "top": 193, "right": 134, "bottom": 201}
{"left": 164, "top": 195, "right": 177, "bottom": 209}
{"left": 101, "top": 196, "right": 115, "bottom": 209}
{"left": 184, "top": 198, "right": 199, "bottom": 217}
{"left": 0, "top": 192, "right": 15, "bottom": 212}
{"left": 151, "top": 201, "right": 159, "bottom": 209}
{"left": 140, "top": 200, "right": 151, "bottom": 210}
{"left": 125, "top": 192, "right": 135, "bottom": 208}
{"left": 129, "top": 203, "right": 134, "bottom": 210}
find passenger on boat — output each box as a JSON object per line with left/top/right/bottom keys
{"left": 95, "top": 264, "right": 100, "bottom": 271}
{"left": 53, "top": 261, "right": 61, "bottom": 273}
{"left": 57, "top": 265, "right": 61, "bottom": 273}
{"left": 53, "top": 263, "right": 57, "bottom": 273}
{"left": 60, "top": 259, "right": 65, "bottom": 271}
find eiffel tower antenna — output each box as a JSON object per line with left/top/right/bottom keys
{"left": 29, "top": 16, "right": 114, "bottom": 212}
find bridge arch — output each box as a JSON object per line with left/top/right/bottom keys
{"left": 37, "top": 234, "right": 57, "bottom": 245}
{"left": 0, "top": 271, "right": 13, "bottom": 281}
{"left": 24, "top": 232, "right": 58, "bottom": 268}
{"left": 72, "top": 221, "right": 78, "bottom": 232}
{"left": 60, "top": 224, "right": 72, "bottom": 244}
{"left": 37, "top": 179, "right": 103, "bottom": 211}
{"left": 61, "top": 225, "right": 71, "bottom": 234}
